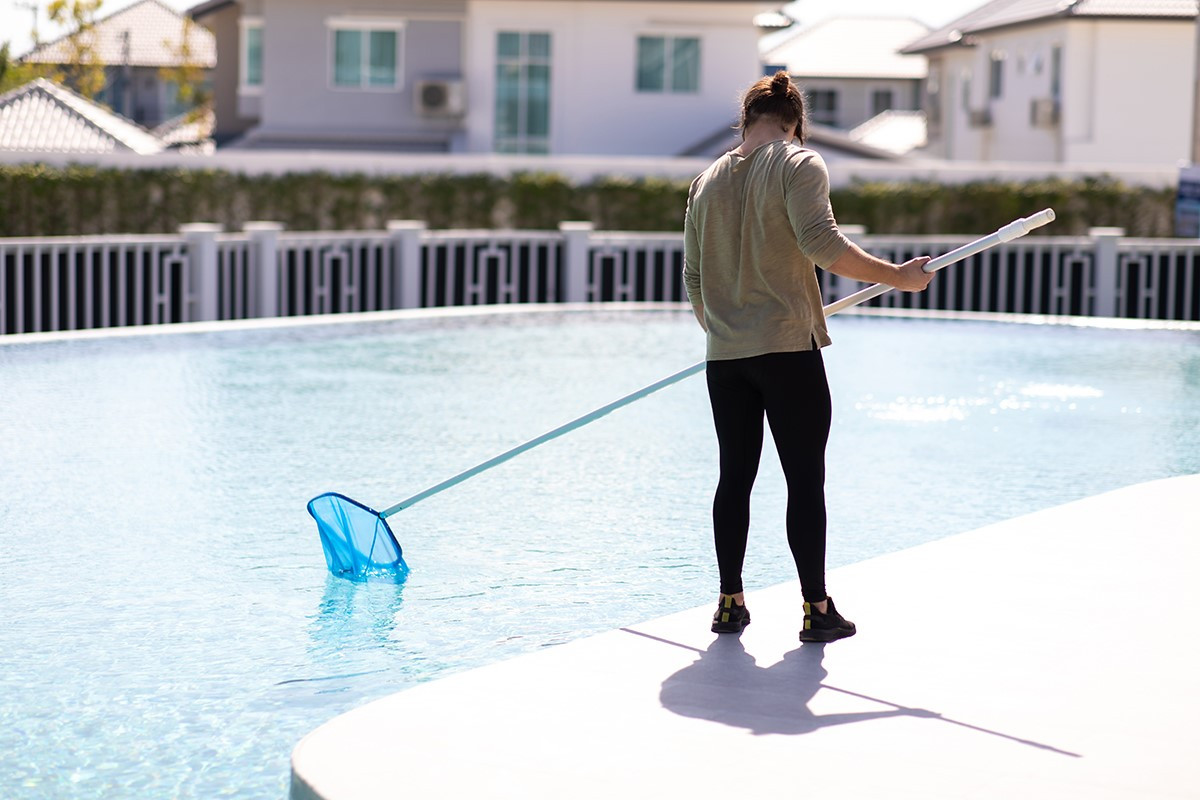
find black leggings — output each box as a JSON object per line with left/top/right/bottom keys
{"left": 706, "top": 349, "right": 831, "bottom": 603}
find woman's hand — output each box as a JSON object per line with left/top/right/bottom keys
{"left": 892, "top": 256, "right": 934, "bottom": 292}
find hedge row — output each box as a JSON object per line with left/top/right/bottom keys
{"left": 0, "top": 164, "right": 1180, "bottom": 237}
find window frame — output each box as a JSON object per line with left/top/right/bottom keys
{"left": 635, "top": 34, "right": 701, "bottom": 94}
{"left": 989, "top": 50, "right": 1005, "bottom": 99}
{"left": 325, "top": 17, "right": 406, "bottom": 92}
{"left": 871, "top": 88, "right": 894, "bottom": 117}
{"left": 1049, "top": 45, "right": 1062, "bottom": 101}
{"left": 494, "top": 30, "right": 552, "bottom": 154}
{"left": 239, "top": 16, "right": 263, "bottom": 95}
{"left": 806, "top": 88, "right": 838, "bottom": 126}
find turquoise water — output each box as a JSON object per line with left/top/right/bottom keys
{"left": 1, "top": 308, "right": 1196, "bottom": 798}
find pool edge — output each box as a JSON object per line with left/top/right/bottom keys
{"left": 287, "top": 472, "right": 1200, "bottom": 799}
{"left": 3, "top": 302, "right": 1198, "bottom": 347}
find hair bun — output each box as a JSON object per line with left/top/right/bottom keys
{"left": 770, "top": 71, "right": 790, "bottom": 95}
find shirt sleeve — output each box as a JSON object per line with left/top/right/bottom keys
{"left": 682, "top": 185, "right": 702, "bottom": 305}
{"left": 785, "top": 150, "right": 850, "bottom": 269}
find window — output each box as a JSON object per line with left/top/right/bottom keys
{"left": 989, "top": 51, "right": 1005, "bottom": 99}
{"left": 807, "top": 89, "right": 837, "bottom": 126}
{"left": 871, "top": 89, "right": 894, "bottom": 117}
{"left": 495, "top": 32, "right": 551, "bottom": 154}
{"left": 1050, "top": 45, "right": 1062, "bottom": 101}
{"left": 925, "top": 64, "right": 942, "bottom": 126}
{"left": 636, "top": 36, "right": 700, "bottom": 93}
{"left": 240, "top": 17, "right": 262, "bottom": 92}
{"left": 328, "top": 20, "right": 402, "bottom": 89}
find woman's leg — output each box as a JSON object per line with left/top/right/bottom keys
{"left": 706, "top": 359, "right": 764, "bottom": 596}
{"left": 757, "top": 350, "right": 832, "bottom": 603}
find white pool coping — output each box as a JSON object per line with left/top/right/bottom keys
{"left": 289, "top": 473, "right": 1200, "bottom": 799}
{"left": 3, "top": 302, "right": 1198, "bottom": 348}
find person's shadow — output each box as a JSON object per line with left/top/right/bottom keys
{"left": 658, "top": 635, "right": 925, "bottom": 736}
{"left": 644, "top": 630, "right": 1079, "bottom": 756}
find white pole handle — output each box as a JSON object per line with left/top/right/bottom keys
{"left": 821, "top": 208, "right": 1056, "bottom": 315}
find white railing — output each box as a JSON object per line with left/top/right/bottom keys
{"left": 2, "top": 222, "right": 1197, "bottom": 336}
{"left": 422, "top": 229, "right": 563, "bottom": 307}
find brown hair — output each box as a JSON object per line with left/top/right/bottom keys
{"left": 738, "top": 70, "right": 807, "bottom": 144}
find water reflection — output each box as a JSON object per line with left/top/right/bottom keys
{"left": 308, "top": 575, "right": 407, "bottom": 658}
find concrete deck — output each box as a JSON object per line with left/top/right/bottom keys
{"left": 290, "top": 475, "right": 1200, "bottom": 799}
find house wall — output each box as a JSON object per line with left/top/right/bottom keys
{"left": 463, "top": 1, "right": 765, "bottom": 156}
{"left": 925, "top": 17, "right": 1193, "bottom": 166}
{"left": 966, "top": 24, "right": 1064, "bottom": 163}
{"left": 1061, "top": 20, "right": 1193, "bottom": 165}
{"left": 252, "top": 0, "right": 466, "bottom": 149}
{"left": 196, "top": 2, "right": 259, "bottom": 142}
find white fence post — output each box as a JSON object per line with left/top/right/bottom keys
{"left": 244, "top": 222, "right": 283, "bottom": 319}
{"left": 559, "top": 221, "right": 594, "bottom": 303}
{"left": 388, "top": 220, "right": 426, "bottom": 309}
{"left": 1089, "top": 227, "right": 1125, "bottom": 318}
{"left": 180, "top": 223, "right": 223, "bottom": 322}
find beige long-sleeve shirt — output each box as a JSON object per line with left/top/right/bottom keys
{"left": 683, "top": 141, "right": 851, "bottom": 361}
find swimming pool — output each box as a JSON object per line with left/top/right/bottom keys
{"left": 1, "top": 307, "right": 1197, "bottom": 799}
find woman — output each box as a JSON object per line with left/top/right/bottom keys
{"left": 683, "top": 71, "right": 933, "bottom": 642}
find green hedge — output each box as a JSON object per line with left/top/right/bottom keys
{"left": 0, "top": 164, "right": 1179, "bottom": 237}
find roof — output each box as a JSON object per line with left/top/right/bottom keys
{"left": 848, "top": 110, "right": 928, "bottom": 155}
{"left": 679, "top": 119, "right": 905, "bottom": 162}
{"left": 21, "top": 0, "right": 216, "bottom": 68}
{"left": 152, "top": 106, "right": 215, "bottom": 148}
{"left": 0, "top": 78, "right": 164, "bottom": 154}
{"left": 903, "top": 0, "right": 1197, "bottom": 54}
{"left": 186, "top": 0, "right": 237, "bottom": 20}
{"left": 762, "top": 17, "right": 931, "bottom": 80}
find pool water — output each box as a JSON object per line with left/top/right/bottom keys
{"left": 1, "top": 308, "right": 1196, "bottom": 799}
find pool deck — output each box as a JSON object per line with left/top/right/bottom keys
{"left": 290, "top": 474, "right": 1200, "bottom": 799}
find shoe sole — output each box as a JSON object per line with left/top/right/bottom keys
{"left": 799, "top": 626, "right": 855, "bottom": 643}
{"left": 711, "top": 619, "right": 750, "bottom": 634}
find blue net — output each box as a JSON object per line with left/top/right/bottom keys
{"left": 307, "top": 492, "right": 409, "bottom": 583}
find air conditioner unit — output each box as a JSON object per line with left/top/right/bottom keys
{"left": 415, "top": 79, "right": 466, "bottom": 117}
{"left": 1030, "top": 97, "right": 1061, "bottom": 128}
{"left": 967, "top": 108, "right": 993, "bottom": 128}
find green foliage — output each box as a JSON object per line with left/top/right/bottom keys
{"left": 0, "top": 41, "right": 60, "bottom": 94}
{"left": 160, "top": 17, "right": 212, "bottom": 121}
{"left": 46, "top": 0, "right": 106, "bottom": 99}
{"left": 0, "top": 164, "right": 1180, "bottom": 238}
{"left": 828, "top": 177, "right": 1177, "bottom": 237}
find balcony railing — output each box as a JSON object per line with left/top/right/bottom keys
{"left": 2, "top": 222, "right": 1197, "bottom": 336}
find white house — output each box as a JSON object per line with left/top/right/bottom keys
{"left": 902, "top": 0, "right": 1197, "bottom": 166}
{"left": 188, "top": 0, "right": 775, "bottom": 155}
{"left": 20, "top": 0, "right": 215, "bottom": 128}
{"left": 760, "top": 16, "right": 930, "bottom": 131}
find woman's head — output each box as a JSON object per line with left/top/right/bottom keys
{"left": 738, "top": 70, "right": 806, "bottom": 143}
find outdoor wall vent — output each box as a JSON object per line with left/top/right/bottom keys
{"left": 1030, "top": 98, "right": 1061, "bottom": 128}
{"left": 415, "top": 80, "right": 466, "bottom": 117}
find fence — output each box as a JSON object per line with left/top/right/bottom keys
{"left": 1, "top": 221, "right": 1198, "bottom": 336}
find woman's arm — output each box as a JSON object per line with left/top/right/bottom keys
{"left": 825, "top": 242, "right": 934, "bottom": 292}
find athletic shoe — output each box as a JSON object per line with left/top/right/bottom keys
{"left": 799, "top": 596, "right": 856, "bottom": 642}
{"left": 711, "top": 595, "right": 751, "bottom": 633}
